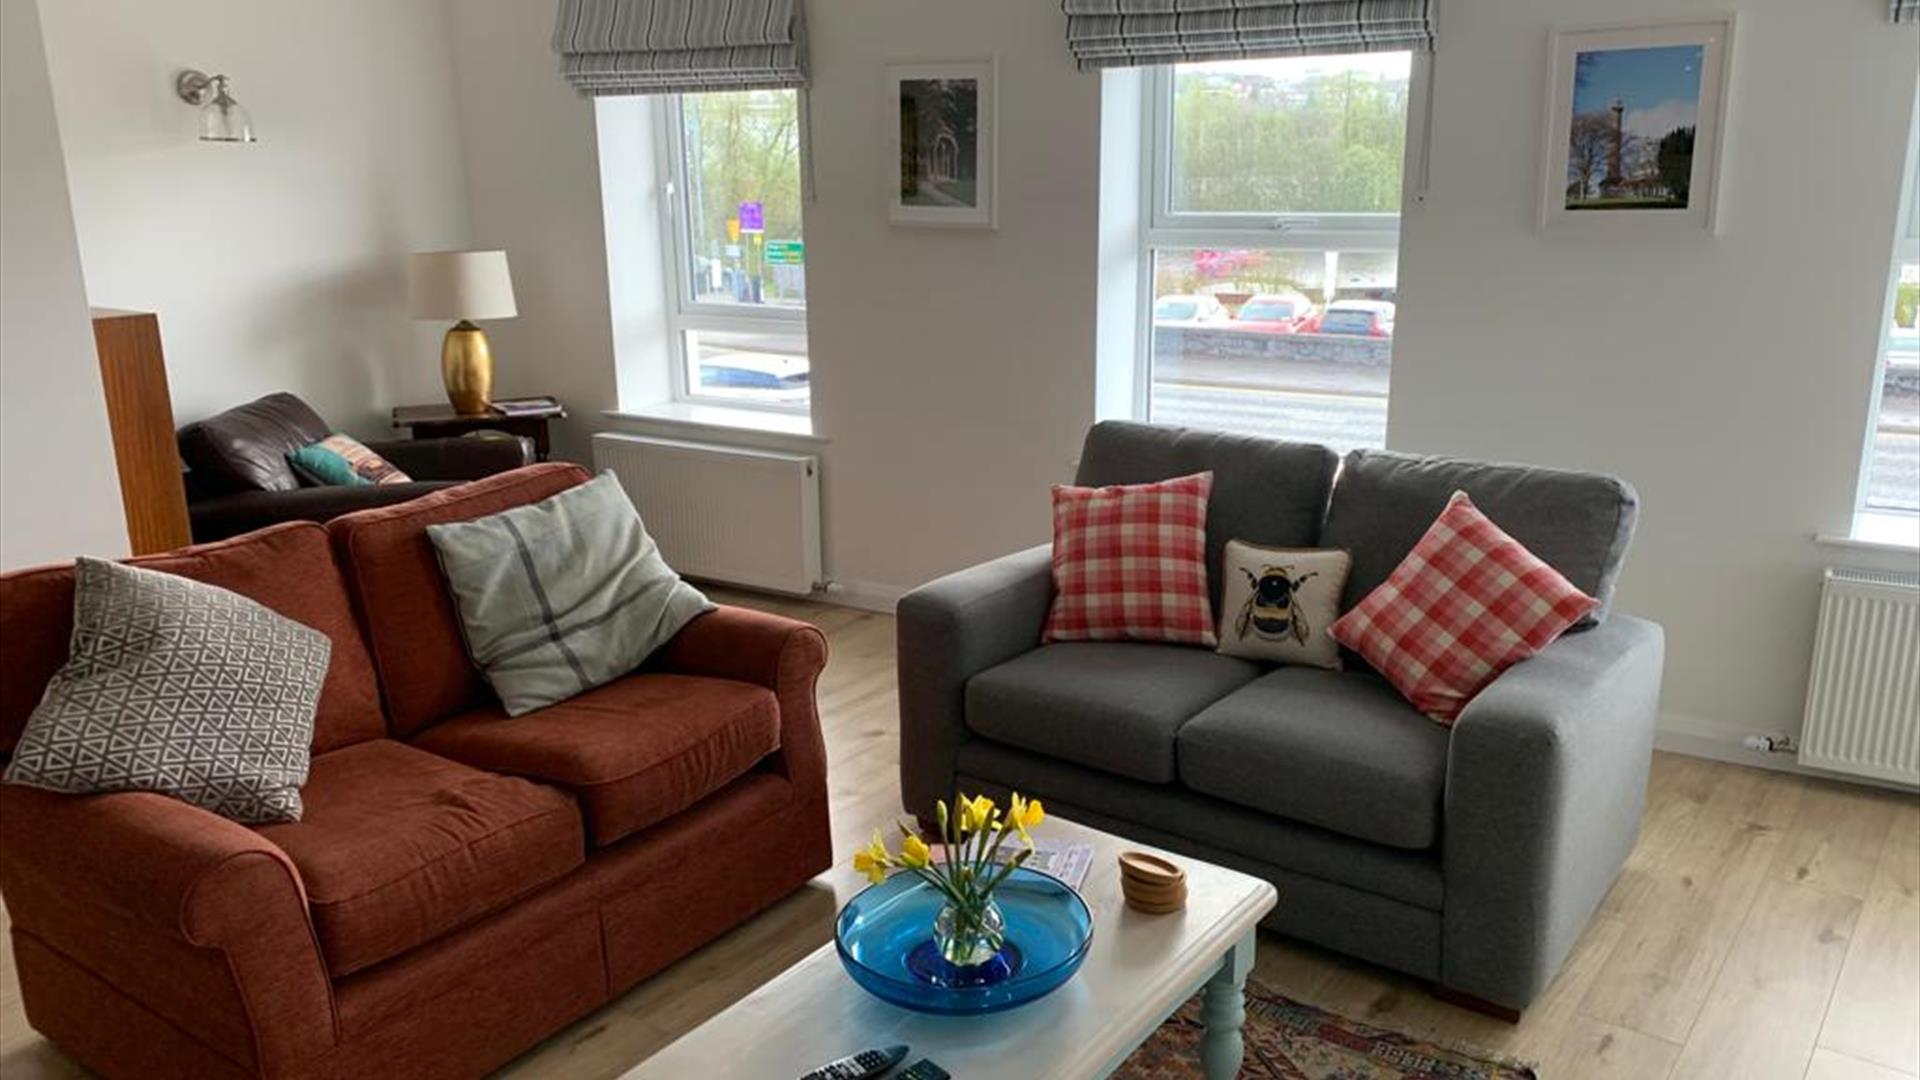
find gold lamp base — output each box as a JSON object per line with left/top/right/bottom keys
{"left": 441, "top": 320, "right": 494, "bottom": 416}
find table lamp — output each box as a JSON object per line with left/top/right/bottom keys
{"left": 407, "top": 250, "right": 518, "bottom": 415}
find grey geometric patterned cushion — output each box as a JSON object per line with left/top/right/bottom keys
{"left": 3, "top": 557, "right": 332, "bottom": 823}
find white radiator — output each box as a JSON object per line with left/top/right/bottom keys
{"left": 591, "top": 433, "right": 822, "bottom": 596}
{"left": 1799, "top": 567, "right": 1920, "bottom": 787}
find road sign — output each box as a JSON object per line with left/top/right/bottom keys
{"left": 739, "top": 201, "right": 765, "bottom": 232}
{"left": 765, "top": 240, "right": 804, "bottom": 265}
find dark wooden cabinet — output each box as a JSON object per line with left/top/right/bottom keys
{"left": 91, "top": 309, "right": 191, "bottom": 555}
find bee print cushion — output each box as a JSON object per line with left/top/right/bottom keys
{"left": 1216, "top": 541, "right": 1351, "bottom": 669}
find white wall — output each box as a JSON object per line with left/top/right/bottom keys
{"left": 446, "top": 0, "right": 1916, "bottom": 754}
{"left": 1389, "top": 0, "right": 1920, "bottom": 751}
{"left": 36, "top": 0, "right": 473, "bottom": 437}
{"left": 0, "top": 0, "right": 128, "bottom": 568}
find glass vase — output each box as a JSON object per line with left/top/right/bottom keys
{"left": 933, "top": 896, "right": 1006, "bottom": 968}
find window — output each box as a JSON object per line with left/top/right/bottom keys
{"left": 660, "top": 89, "right": 809, "bottom": 410}
{"left": 1856, "top": 94, "right": 1920, "bottom": 540}
{"left": 1140, "top": 53, "right": 1414, "bottom": 452}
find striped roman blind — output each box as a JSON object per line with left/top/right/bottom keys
{"left": 1062, "top": 0, "right": 1435, "bottom": 70}
{"left": 1895, "top": 0, "right": 1920, "bottom": 23}
{"left": 552, "top": 0, "right": 808, "bottom": 96}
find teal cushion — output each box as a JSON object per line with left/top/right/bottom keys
{"left": 288, "top": 444, "right": 371, "bottom": 487}
{"left": 425, "top": 471, "right": 713, "bottom": 716}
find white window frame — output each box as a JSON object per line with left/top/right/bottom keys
{"left": 652, "top": 91, "right": 811, "bottom": 415}
{"left": 1132, "top": 56, "right": 1425, "bottom": 425}
{"left": 1854, "top": 87, "right": 1920, "bottom": 533}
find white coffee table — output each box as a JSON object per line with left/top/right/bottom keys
{"left": 622, "top": 817, "right": 1277, "bottom": 1080}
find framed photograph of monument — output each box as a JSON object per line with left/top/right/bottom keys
{"left": 888, "top": 59, "right": 997, "bottom": 228}
{"left": 1539, "top": 18, "right": 1735, "bottom": 232}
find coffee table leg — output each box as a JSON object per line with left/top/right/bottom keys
{"left": 1200, "top": 928, "right": 1256, "bottom": 1079}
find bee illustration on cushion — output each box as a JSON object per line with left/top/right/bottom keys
{"left": 1235, "top": 564, "right": 1321, "bottom": 646}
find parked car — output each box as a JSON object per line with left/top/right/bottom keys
{"left": 1153, "top": 293, "right": 1228, "bottom": 326}
{"left": 1306, "top": 299, "right": 1395, "bottom": 338}
{"left": 1230, "top": 292, "right": 1317, "bottom": 334}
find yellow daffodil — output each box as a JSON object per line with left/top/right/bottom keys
{"left": 936, "top": 798, "right": 950, "bottom": 840}
{"left": 1008, "top": 794, "right": 1046, "bottom": 842}
{"left": 852, "top": 832, "right": 890, "bottom": 884}
{"left": 960, "top": 794, "right": 996, "bottom": 835}
{"left": 901, "top": 833, "right": 932, "bottom": 869}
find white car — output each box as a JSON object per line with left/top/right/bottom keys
{"left": 1153, "top": 293, "right": 1228, "bottom": 326}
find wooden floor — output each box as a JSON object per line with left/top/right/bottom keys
{"left": 3, "top": 590, "right": 1916, "bottom": 1079}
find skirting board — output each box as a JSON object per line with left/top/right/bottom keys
{"left": 1655, "top": 713, "right": 1918, "bottom": 792}
{"left": 816, "top": 578, "right": 908, "bottom": 614}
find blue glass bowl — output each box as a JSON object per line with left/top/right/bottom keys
{"left": 835, "top": 867, "right": 1093, "bottom": 1015}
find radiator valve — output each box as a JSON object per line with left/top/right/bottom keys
{"left": 1741, "top": 734, "right": 1796, "bottom": 754}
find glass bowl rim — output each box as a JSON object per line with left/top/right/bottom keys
{"left": 834, "top": 865, "right": 1095, "bottom": 997}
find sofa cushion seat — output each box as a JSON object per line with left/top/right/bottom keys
{"left": 1178, "top": 667, "right": 1452, "bottom": 849}
{"left": 966, "top": 643, "right": 1261, "bottom": 783}
{"left": 255, "top": 739, "right": 584, "bottom": 978}
{"left": 411, "top": 673, "right": 781, "bottom": 847}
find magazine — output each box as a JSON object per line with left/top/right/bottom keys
{"left": 927, "top": 838, "right": 1095, "bottom": 889}
{"left": 490, "top": 396, "right": 564, "bottom": 418}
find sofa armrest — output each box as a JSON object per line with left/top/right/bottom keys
{"left": 896, "top": 544, "right": 1054, "bottom": 820}
{"left": 1441, "top": 614, "right": 1666, "bottom": 1009}
{"left": 364, "top": 436, "right": 534, "bottom": 482}
{"left": 655, "top": 605, "right": 830, "bottom": 794}
{"left": 0, "top": 785, "right": 336, "bottom": 1073}
{"left": 189, "top": 482, "right": 455, "bottom": 542}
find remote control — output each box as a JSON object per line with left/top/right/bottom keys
{"left": 895, "top": 1059, "right": 950, "bottom": 1080}
{"left": 795, "top": 1044, "right": 908, "bottom": 1080}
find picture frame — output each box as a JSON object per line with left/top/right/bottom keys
{"left": 888, "top": 59, "right": 997, "bottom": 229}
{"left": 1539, "top": 17, "right": 1736, "bottom": 232}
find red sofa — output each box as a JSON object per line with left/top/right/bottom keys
{"left": 0, "top": 464, "right": 833, "bottom": 1080}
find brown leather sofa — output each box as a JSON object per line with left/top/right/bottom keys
{"left": 178, "top": 392, "right": 534, "bottom": 542}
{"left": 0, "top": 464, "right": 833, "bottom": 1080}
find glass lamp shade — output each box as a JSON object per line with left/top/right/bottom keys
{"left": 199, "top": 77, "right": 255, "bottom": 143}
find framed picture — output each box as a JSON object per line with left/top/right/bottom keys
{"left": 1539, "top": 17, "right": 1735, "bottom": 231}
{"left": 888, "top": 59, "right": 997, "bottom": 228}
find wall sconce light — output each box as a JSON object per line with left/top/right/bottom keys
{"left": 175, "top": 70, "right": 256, "bottom": 143}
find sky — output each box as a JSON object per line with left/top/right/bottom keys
{"left": 1573, "top": 45, "right": 1704, "bottom": 142}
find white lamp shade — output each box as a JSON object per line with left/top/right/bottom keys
{"left": 407, "top": 250, "right": 518, "bottom": 321}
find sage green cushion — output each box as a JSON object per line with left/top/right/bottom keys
{"left": 425, "top": 471, "right": 713, "bottom": 716}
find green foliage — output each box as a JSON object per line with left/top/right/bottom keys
{"left": 1657, "top": 126, "right": 1695, "bottom": 206}
{"left": 683, "top": 90, "right": 803, "bottom": 256}
{"left": 1896, "top": 282, "right": 1919, "bottom": 330}
{"left": 1170, "top": 68, "right": 1408, "bottom": 214}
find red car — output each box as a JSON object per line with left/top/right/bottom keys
{"left": 1230, "top": 292, "right": 1317, "bottom": 334}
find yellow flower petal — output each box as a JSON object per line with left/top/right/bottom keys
{"left": 901, "top": 834, "right": 931, "bottom": 869}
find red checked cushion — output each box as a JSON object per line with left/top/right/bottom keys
{"left": 1044, "top": 471, "right": 1216, "bottom": 646}
{"left": 1329, "top": 491, "right": 1597, "bottom": 724}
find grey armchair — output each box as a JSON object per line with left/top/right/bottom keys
{"left": 897, "top": 421, "right": 1663, "bottom": 1014}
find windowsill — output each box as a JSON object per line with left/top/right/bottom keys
{"left": 603, "top": 401, "right": 825, "bottom": 446}
{"left": 1815, "top": 510, "right": 1920, "bottom": 553}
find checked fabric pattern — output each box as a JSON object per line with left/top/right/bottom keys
{"left": 1044, "top": 470, "right": 1217, "bottom": 646}
{"left": 1330, "top": 491, "right": 1595, "bottom": 725}
{"left": 3, "top": 558, "right": 330, "bottom": 823}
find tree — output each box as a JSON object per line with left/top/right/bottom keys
{"left": 1657, "top": 126, "right": 1696, "bottom": 205}
{"left": 1566, "top": 112, "right": 1613, "bottom": 200}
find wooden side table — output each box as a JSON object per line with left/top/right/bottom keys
{"left": 392, "top": 400, "right": 566, "bottom": 461}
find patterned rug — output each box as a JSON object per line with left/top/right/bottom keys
{"left": 1113, "top": 980, "right": 1537, "bottom": 1080}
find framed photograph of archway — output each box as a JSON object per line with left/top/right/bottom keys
{"left": 1539, "top": 17, "right": 1735, "bottom": 232}
{"left": 888, "top": 59, "right": 997, "bottom": 228}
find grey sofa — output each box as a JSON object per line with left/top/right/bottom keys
{"left": 897, "top": 421, "right": 1664, "bottom": 1013}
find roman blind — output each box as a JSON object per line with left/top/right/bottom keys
{"left": 552, "top": 0, "right": 808, "bottom": 96}
{"left": 1062, "top": 0, "right": 1435, "bottom": 70}
{"left": 1895, "top": 0, "right": 1919, "bottom": 23}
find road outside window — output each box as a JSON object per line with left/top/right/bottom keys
{"left": 1144, "top": 54, "right": 1412, "bottom": 451}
